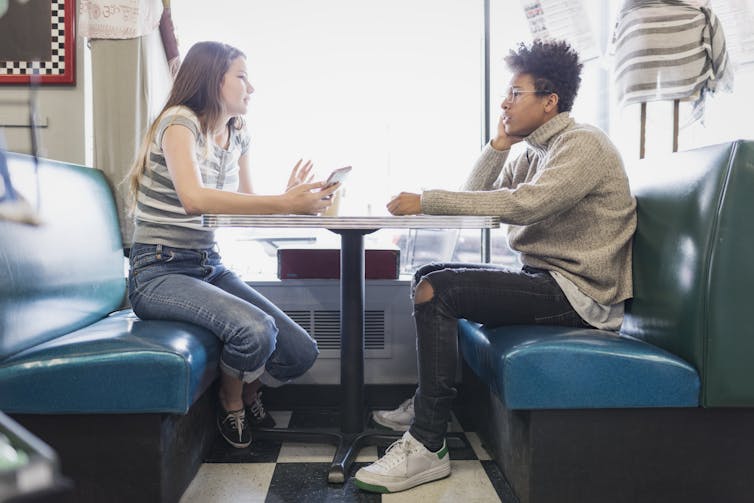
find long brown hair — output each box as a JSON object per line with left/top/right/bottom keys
{"left": 126, "top": 41, "right": 246, "bottom": 207}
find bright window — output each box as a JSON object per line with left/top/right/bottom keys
{"left": 172, "top": 1, "right": 753, "bottom": 279}
{"left": 172, "top": 0, "right": 485, "bottom": 279}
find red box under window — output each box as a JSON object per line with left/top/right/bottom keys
{"left": 277, "top": 248, "right": 400, "bottom": 280}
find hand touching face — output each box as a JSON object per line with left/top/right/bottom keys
{"left": 496, "top": 72, "right": 558, "bottom": 145}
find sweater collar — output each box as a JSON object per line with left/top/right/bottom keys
{"left": 524, "top": 112, "right": 573, "bottom": 153}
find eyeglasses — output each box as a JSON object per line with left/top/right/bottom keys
{"left": 502, "top": 88, "right": 552, "bottom": 104}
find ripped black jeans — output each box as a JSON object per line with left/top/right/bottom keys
{"left": 407, "top": 262, "right": 589, "bottom": 451}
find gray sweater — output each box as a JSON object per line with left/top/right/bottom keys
{"left": 421, "top": 112, "right": 637, "bottom": 305}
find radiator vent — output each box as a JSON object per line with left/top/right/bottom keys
{"left": 283, "top": 309, "right": 386, "bottom": 353}
{"left": 285, "top": 310, "right": 312, "bottom": 332}
{"left": 313, "top": 310, "right": 340, "bottom": 350}
{"left": 364, "top": 311, "right": 385, "bottom": 350}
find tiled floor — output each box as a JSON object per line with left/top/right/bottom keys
{"left": 180, "top": 408, "right": 516, "bottom": 502}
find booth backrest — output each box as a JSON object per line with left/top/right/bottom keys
{"left": 0, "top": 153, "right": 125, "bottom": 360}
{"left": 623, "top": 140, "right": 754, "bottom": 406}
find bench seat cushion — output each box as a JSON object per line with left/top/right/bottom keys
{"left": 0, "top": 310, "right": 221, "bottom": 414}
{"left": 458, "top": 320, "right": 700, "bottom": 409}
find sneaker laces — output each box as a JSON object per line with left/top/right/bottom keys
{"left": 372, "top": 435, "right": 421, "bottom": 470}
{"left": 248, "top": 392, "right": 267, "bottom": 421}
{"left": 222, "top": 408, "right": 246, "bottom": 440}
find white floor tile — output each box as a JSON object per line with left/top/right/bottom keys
{"left": 276, "top": 442, "right": 378, "bottom": 463}
{"left": 381, "top": 460, "right": 501, "bottom": 502}
{"left": 179, "top": 463, "right": 275, "bottom": 503}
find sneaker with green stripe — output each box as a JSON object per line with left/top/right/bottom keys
{"left": 354, "top": 431, "right": 450, "bottom": 493}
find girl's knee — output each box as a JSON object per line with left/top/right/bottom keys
{"left": 228, "top": 315, "right": 278, "bottom": 358}
{"left": 275, "top": 332, "right": 319, "bottom": 381}
{"left": 300, "top": 333, "right": 320, "bottom": 369}
{"left": 259, "top": 331, "right": 278, "bottom": 359}
{"left": 414, "top": 279, "right": 435, "bottom": 304}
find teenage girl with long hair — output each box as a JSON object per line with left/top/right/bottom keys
{"left": 126, "top": 41, "right": 337, "bottom": 448}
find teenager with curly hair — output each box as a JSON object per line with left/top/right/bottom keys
{"left": 356, "top": 39, "right": 637, "bottom": 493}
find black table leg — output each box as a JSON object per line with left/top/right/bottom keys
{"left": 328, "top": 229, "right": 371, "bottom": 482}
{"left": 338, "top": 230, "right": 367, "bottom": 434}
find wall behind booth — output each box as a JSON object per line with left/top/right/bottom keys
{"left": 0, "top": 0, "right": 87, "bottom": 165}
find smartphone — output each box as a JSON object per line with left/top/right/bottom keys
{"left": 324, "top": 166, "right": 352, "bottom": 187}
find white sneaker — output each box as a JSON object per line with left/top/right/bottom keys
{"left": 372, "top": 397, "right": 414, "bottom": 432}
{"left": 354, "top": 431, "right": 450, "bottom": 493}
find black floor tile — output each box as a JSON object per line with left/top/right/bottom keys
{"left": 481, "top": 460, "right": 519, "bottom": 503}
{"left": 445, "top": 431, "right": 478, "bottom": 460}
{"left": 288, "top": 407, "right": 362, "bottom": 429}
{"left": 452, "top": 404, "right": 478, "bottom": 432}
{"left": 265, "top": 462, "right": 381, "bottom": 503}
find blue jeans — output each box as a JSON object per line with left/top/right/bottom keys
{"left": 128, "top": 243, "right": 319, "bottom": 386}
{"left": 407, "top": 262, "right": 589, "bottom": 451}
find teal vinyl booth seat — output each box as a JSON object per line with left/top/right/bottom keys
{"left": 456, "top": 140, "right": 754, "bottom": 503}
{"left": 0, "top": 152, "right": 222, "bottom": 503}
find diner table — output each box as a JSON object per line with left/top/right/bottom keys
{"left": 202, "top": 214, "right": 501, "bottom": 483}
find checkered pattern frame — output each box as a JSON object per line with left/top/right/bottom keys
{"left": 0, "top": 0, "right": 68, "bottom": 77}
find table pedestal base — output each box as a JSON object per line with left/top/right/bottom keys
{"left": 252, "top": 427, "right": 402, "bottom": 483}
{"left": 253, "top": 426, "right": 469, "bottom": 483}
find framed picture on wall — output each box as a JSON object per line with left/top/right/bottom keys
{"left": 0, "top": 0, "right": 75, "bottom": 85}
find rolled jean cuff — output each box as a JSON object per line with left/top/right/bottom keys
{"left": 259, "top": 371, "right": 287, "bottom": 388}
{"left": 220, "top": 359, "right": 265, "bottom": 384}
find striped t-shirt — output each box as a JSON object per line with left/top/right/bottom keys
{"left": 132, "top": 105, "right": 251, "bottom": 249}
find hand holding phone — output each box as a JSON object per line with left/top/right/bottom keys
{"left": 324, "top": 166, "right": 352, "bottom": 188}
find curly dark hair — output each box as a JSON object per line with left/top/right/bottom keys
{"left": 503, "top": 39, "right": 583, "bottom": 113}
